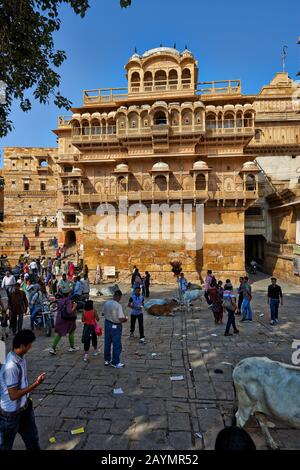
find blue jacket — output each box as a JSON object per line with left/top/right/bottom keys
{"left": 129, "top": 293, "right": 144, "bottom": 316}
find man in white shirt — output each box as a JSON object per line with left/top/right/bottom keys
{"left": 0, "top": 330, "right": 46, "bottom": 450}
{"left": 29, "top": 260, "right": 38, "bottom": 276}
{"left": 103, "top": 290, "right": 127, "bottom": 369}
{"left": 1, "top": 271, "right": 16, "bottom": 299}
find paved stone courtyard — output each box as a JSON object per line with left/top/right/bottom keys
{"left": 4, "top": 273, "right": 300, "bottom": 450}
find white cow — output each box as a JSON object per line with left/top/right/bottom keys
{"left": 182, "top": 289, "right": 203, "bottom": 313}
{"left": 233, "top": 356, "right": 300, "bottom": 449}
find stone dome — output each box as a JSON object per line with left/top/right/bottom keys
{"left": 242, "top": 161, "right": 257, "bottom": 170}
{"left": 143, "top": 47, "right": 181, "bottom": 58}
{"left": 152, "top": 162, "right": 170, "bottom": 171}
{"left": 129, "top": 53, "right": 141, "bottom": 60}
{"left": 193, "top": 160, "right": 209, "bottom": 170}
{"left": 182, "top": 49, "right": 193, "bottom": 57}
{"left": 115, "top": 163, "right": 129, "bottom": 172}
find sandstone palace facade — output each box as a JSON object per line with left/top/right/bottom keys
{"left": 2, "top": 47, "right": 300, "bottom": 284}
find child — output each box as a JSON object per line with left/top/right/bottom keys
{"left": 81, "top": 300, "right": 100, "bottom": 361}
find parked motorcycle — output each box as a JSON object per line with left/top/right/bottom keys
{"left": 33, "top": 300, "right": 56, "bottom": 336}
{"left": 250, "top": 263, "right": 257, "bottom": 275}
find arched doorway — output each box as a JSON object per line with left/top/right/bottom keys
{"left": 65, "top": 230, "right": 76, "bottom": 247}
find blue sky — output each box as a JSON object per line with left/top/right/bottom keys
{"left": 1, "top": 0, "right": 299, "bottom": 158}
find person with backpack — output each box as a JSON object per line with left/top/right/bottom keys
{"left": 223, "top": 281, "right": 239, "bottom": 337}
{"left": 49, "top": 292, "right": 78, "bottom": 355}
{"left": 81, "top": 300, "right": 101, "bottom": 362}
{"left": 0, "top": 330, "right": 46, "bottom": 450}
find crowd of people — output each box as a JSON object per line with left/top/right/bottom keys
{"left": 0, "top": 241, "right": 90, "bottom": 341}
{"left": 0, "top": 253, "right": 284, "bottom": 450}
{"left": 203, "top": 269, "right": 283, "bottom": 336}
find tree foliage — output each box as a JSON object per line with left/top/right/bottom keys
{"left": 0, "top": 0, "right": 131, "bottom": 137}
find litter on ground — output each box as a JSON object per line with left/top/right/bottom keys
{"left": 113, "top": 388, "right": 124, "bottom": 395}
{"left": 170, "top": 375, "right": 184, "bottom": 381}
{"left": 71, "top": 427, "right": 85, "bottom": 435}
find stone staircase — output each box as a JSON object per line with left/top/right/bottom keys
{"left": 0, "top": 221, "right": 60, "bottom": 265}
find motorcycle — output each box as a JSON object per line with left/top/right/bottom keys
{"left": 250, "top": 263, "right": 257, "bottom": 275}
{"left": 33, "top": 300, "right": 57, "bottom": 337}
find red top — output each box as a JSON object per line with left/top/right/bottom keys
{"left": 83, "top": 309, "right": 96, "bottom": 325}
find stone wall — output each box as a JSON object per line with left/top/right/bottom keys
{"left": 81, "top": 207, "right": 246, "bottom": 285}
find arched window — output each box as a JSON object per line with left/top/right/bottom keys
{"left": 71, "top": 120, "right": 81, "bottom": 136}
{"left": 236, "top": 111, "right": 243, "bottom": 128}
{"left": 182, "top": 68, "right": 191, "bottom": 88}
{"left": 206, "top": 113, "right": 217, "bottom": 130}
{"left": 154, "top": 70, "right": 167, "bottom": 90}
{"left": 246, "top": 174, "right": 256, "bottom": 191}
{"left": 70, "top": 180, "right": 79, "bottom": 195}
{"left": 117, "top": 176, "right": 127, "bottom": 193}
{"left": 244, "top": 112, "right": 253, "bottom": 128}
{"left": 155, "top": 175, "right": 167, "bottom": 191}
{"left": 168, "top": 69, "right": 178, "bottom": 89}
{"left": 140, "top": 111, "right": 149, "bottom": 128}
{"left": 117, "top": 115, "right": 126, "bottom": 130}
{"left": 154, "top": 111, "right": 167, "bottom": 126}
{"left": 107, "top": 118, "right": 116, "bottom": 134}
{"left": 170, "top": 110, "right": 180, "bottom": 127}
{"left": 224, "top": 112, "right": 235, "bottom": 129}
{"left": 182, "top": 110, "right": 193, "bottom": 126}
{"left": 195, "top": 173, "right": 206, "bottom": 191}
{"left": 195, "top": 111, "right": 202, "bottom": 126}
{"left": 81, "top": 120, "right": 90, "bottom": 136}
{"left": 131, "top": 72, "right": 140, "bottom": 92}
{"left": 128, "top": 112, "right": 139, "bottom": 129}
{"left": 144, "top": 71, "right": 153, "bottom": 91}
{"left": 91, "top": 119, "right": 100, "bottom": 135}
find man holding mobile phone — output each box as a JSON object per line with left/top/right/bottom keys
{"left": 0, "top": 329, "right": 46, "bottom": 450}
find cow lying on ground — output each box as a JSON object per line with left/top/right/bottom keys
{"left": 144, "top": 298, "right": 179, "bottom": 316}
{"left": 233, "top": 356, "right": 300, "bottom": 449}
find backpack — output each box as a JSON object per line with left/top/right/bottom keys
{"left": 222, "top": 297, "right": 236, "bottom": 312}
{"left": 60, "top": 298, "right": 77, "bottom": 321}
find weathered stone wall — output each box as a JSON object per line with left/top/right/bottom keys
{"left": 82, "top": 208, "right": 246, "bottom": 285}
{"left": 263, "top": 206, "right": 300, "bottom": 285}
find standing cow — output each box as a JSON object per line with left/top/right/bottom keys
{"left": 233, "top": 356, "right": 300, "bottom": 449}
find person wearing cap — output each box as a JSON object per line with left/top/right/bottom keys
{"left": 268, "top": 277, "right": 283, "bottom": 325}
